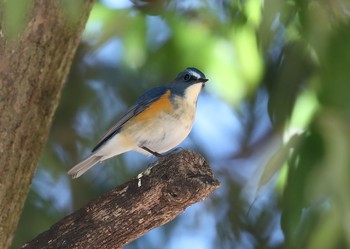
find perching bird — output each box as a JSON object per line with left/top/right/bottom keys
{"left": 68, "top": 67, "right": 208, "bottom": 178}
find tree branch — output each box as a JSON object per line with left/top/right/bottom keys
{"left": 21, "top": 150, "right": 220, "bottom": 249}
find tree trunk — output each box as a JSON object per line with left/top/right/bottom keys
{"left": 21, "top": 150, "right": 220, "bottom": 249}
{"left": 0, "top": 1, "right": 94, "bottom": 248}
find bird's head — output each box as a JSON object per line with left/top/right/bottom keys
{"left": 170, "top": 67, "right": 208, "bottom": 103}
{"left": 173, "top": 67, "right": 208, "bottom": 86}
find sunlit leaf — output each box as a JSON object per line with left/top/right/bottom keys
{"left": 258, "top": 133, "right": 301, "bottom": 189}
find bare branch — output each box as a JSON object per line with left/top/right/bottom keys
{"left": 21, "top": 150, "right": 220, "bottom": 249}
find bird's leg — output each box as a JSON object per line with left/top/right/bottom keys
{"left": 141, "top": 146, "right": 184, "bottom": 158}
{"left": 140, "top": 146, "right": 164, "bottom": 158}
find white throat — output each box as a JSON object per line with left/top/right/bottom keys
{"left": 184, "top": 83, "right": 203, "bottom": 104}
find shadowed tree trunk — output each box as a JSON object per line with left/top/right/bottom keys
{"left": 0, "top": 1, "right": 94, "bottom": 248}
{"left": 21, "top": 150, "right": 220, "bottom": 249}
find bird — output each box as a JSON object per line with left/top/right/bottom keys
{"left": 68, "top": 67, "right": 208, "bottom": 178}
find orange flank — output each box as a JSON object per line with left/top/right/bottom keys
{"left": 133, "top": 90, "right": 173, "bottom": 121}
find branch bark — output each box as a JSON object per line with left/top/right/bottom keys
{"left": 0, "top": 1, "right": 94, "bottom": 248}
{"left": 21, "top": 150, "right": 220, "bottom": 249}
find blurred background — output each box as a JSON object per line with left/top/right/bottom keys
{"left": 12, "top": 0, "right": 350, "bottom": 248}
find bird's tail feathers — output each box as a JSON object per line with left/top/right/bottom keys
{"left": 68, "top": 155, "right": 102, "bottom": 179}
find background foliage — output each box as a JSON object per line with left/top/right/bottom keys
{"left": 10, "top": 0, "right": 350, "bottom": 248}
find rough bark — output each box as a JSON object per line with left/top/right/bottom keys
{"left": 21, "top": 150, "right": 220, "bottom": 249}
{"left": 0, "top": 1, "right": 94, "bottom": 248}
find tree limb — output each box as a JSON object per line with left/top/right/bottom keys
{"left": 0, "top": 1, "right": 94, "bottom": 248}
{"left": 21, "top": 150, "right": 220, "bottom": 249}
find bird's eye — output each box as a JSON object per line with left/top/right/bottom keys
{"left": 183, "top": 74, "right": 191, "bottom": 81}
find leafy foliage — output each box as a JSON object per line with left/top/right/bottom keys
{"left": 11, "top": 0, "right": 350, "bottom": 248}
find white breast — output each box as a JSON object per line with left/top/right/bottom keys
{"left": 184, "top": 83, "right": 203, "bottom": 105}
{"left": 129, "top": 84, "right": 203, "bottom": 155}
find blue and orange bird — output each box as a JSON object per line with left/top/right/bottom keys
{"left": 68, "top": 67, "right": 208, "bottom": 178}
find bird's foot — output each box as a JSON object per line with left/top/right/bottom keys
{"left": 167, "top": 147, "right": 184, "bottom": 154}
{"left": 141, "top": 146, "right": 164, "bottom": 158}
{"left": 140, "top": 146, "right": 184, "bottom": 158}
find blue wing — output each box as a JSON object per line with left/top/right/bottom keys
{"left": 92, "top": 86, "right": 169, "bottom": 152}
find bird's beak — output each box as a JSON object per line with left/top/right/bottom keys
{"left": 197, "top": 78, "right": 208, "bottom": 87}
{"left": 197, "top": 78, "right": 208, "bottom": 83}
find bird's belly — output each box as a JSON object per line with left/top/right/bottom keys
{"left": 122, "top": 103, "right": 195, "bottom": 154}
